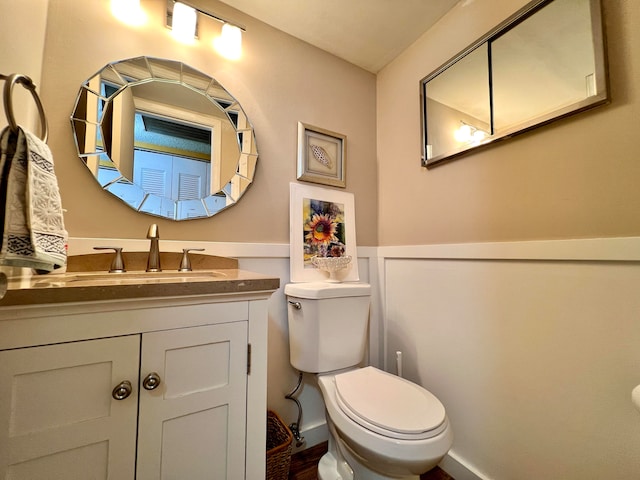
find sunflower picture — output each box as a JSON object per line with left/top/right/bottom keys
{"left": 290, "top": 183, "right": 358, "bottom": 282}
{"left": 302, "top": 197, "right": 346, "bottom": 265}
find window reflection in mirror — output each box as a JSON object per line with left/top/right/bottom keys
{"left": 420, "top": 0, "right": 608, "bottom": 167}
{"left": 99, "top": 111, "right": 213, "bottom": 202}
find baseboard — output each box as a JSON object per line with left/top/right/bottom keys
{"left": 292, "top": 420, "right": 329, "bottom": 454}
{"left": 439, "top": 450, "right": 490, "bottom": 480}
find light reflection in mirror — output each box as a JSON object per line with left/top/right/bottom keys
{"left": 423, "top": 44, "right": 490, "bottom": 160}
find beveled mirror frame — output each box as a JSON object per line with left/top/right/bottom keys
{"left": 71, "top": 56, "right": 258, "bottom": 220}
{"left": 420, "top": 0, "right": 609, "bottom": 168}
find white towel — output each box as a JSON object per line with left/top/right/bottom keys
{"left": 0, "top": 126, "right": 67, "bottom": 272}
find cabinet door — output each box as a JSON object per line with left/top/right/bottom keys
{"left": 137, "top": 322, "right": 248, "bottom": 480}
{"left": 0, "top": 336, "right": 140, "bottom": 480}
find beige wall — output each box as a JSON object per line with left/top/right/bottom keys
{"left": 33, "top": 0, "right": 377, "bottom": 245}
{"left": 377, "top": 0, "right": 640, "bottom": 245}
{"left": 0, "top": 0, "right": 48, "bottom": 136}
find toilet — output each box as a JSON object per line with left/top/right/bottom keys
{"left": 285, "top": 282, "right": 453, "bottom": 479}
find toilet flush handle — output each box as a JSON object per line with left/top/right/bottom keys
{"left": 288, "top": 300, "right": 302, "bottom": 310}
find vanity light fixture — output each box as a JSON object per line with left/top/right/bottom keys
{"left": 110, "top": 0, "right": 147, "bottom": 26}
{"left": 167, "top": 0, "right": 245, "bottom": 59}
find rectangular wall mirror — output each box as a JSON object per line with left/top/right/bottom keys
{"left": 420, "top": 0, "right": 609, "bottom": 167}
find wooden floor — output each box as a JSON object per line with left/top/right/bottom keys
{"left": 288, "top": 442, "right": 454, "bottom": 480}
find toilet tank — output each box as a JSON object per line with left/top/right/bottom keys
{"left": 284, "top": 282, "right": 371, "bottom": 373}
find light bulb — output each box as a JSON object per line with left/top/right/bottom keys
{"left": 214, "top": 23, "right": 242, "bottom": 60}
{"left": 172, "top": 2, "right": 197, "bottom": 43}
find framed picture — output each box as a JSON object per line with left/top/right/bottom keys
{"left": 289, "top": 182, "right": 359, "bottom": 283}
{"left": 297, "top": 122, "right": 346, "bottom": 188}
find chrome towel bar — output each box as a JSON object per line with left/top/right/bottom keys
{"left": 0, "top": 73, "right": 48, "bottom": 142}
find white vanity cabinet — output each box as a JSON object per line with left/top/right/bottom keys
{"left": 137, "top": 322, "right": 249, "bottom": 480}
{"left": 0, "top": 290, "right": 273, "bottom": 480}
{"left": 0, "top": 335, "right": 140, "bottom": 479}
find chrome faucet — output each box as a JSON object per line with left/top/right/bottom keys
{"left": 146, "top": 224, "right": 161, "bottom": 272}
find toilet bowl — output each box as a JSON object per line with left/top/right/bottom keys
{"left": 317, "top": 367, "right": 453, "bottom": 479}
{"left": 285, "top": 282, "right": 453, "bottom": 479}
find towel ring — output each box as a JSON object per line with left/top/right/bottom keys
{"left": 1, "top": 73, "right": 48, "bottom": 143}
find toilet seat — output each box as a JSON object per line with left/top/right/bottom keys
{"left": 334, "top": 367, "right": 446, "bottom": 440}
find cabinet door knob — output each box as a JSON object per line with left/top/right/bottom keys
{"left": 112, "top": 380, "right": 132, "bottom": 400}
{"left": 143, "top": 372, "right": 162, "bottom": 390}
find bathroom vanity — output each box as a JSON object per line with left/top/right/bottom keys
{"left": 0, "top": 268, "right": 279, "bottom": 479}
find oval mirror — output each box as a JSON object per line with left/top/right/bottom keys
{"left": 71, "top": 56, "right": 258, "bottom": 220}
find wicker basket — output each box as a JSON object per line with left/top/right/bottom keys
{"left": 266, "top": 410, "right": 294, "bottom": 480}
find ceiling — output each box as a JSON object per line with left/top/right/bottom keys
{"left": 215, "top": 0, "right": 461, "bottom": 73}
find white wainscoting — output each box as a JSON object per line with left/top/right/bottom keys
{"left": 379, "top": 237, "right": 640, "bottom": 480}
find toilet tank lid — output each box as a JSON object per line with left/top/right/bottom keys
{"left": 284, "top": 282, "right": 371, "bottom": 299}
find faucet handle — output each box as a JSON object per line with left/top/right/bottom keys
{"left": 147, "top": 223, "right": 159, "bottom": 239}
{"left": 179, "top": 248, "right": 205, "bottom": 272}
{"left": 93, "top": 247, "right": 126, "bottom": 273}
